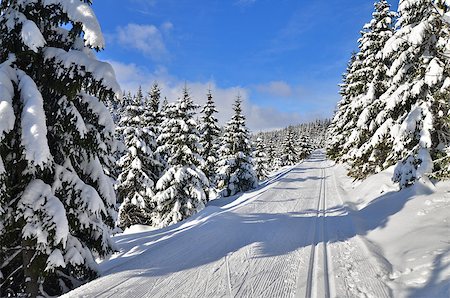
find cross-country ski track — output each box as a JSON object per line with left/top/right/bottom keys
{"left": 65, "top": 150, "right": 393, "bottom": 298}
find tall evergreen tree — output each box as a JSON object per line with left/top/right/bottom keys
{"left": 0, "top": 1, "right": 119, "bottom": 296}
{"left": 266, "top": 138, "right": 278, "bottom": 171}
{"left": 384, "top": 0, "right": 450, "bottom": 187}
{"left": 298, "top": 135, "right": 313, "bottom": 160}
{"left": 327, "top": 53, "right": 358, "bottom": 160}
{"left": 116, "top": 94, "right": 161, "bottom": 229}
{"left": 144, "top": 82, "right": 166, "bottom": 176}
{"left": 254, "top": 138, "right": 269, "bottom": 181}
{"left": 145, "top": 82, "right": 163, "bottom": 135}
{"left": 199, "top": 90, "right": 221, "bottom": 190}
{"left": 153, "top": 88, "right": 208, "bottom": 227}
{"left": 217, "top": 96, "right": 257, "bottom": 196}
{"left": 342, "top": 0, "right": 396, "bottom": 177}
{"left": 280, "top": 127, "right": 299, "bottom": 166}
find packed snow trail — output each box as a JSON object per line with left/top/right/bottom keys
{"left": 64, "top": 150, "right": 390, "bottom": 298}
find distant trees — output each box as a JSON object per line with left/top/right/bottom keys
{"left": 111, "top": 82, "right": 328, "bottom": 232}
{"left": 328, "top": 0, "right": 450, "bottom": 188}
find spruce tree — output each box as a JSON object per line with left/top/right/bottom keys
{"left": 280, "top": 127, "right": 299, "bottom": 166}
{"left": 145, "top": 82, "right": 163, "bottom": 136}
{"left": 380, "top": 0, "right": 450, "bottom": 187}
{"left": 217, "top": 96, "right": 258, "bottom": 196}
{"left": 254, "top": 138, "right": 269, "bottom": 181}
{"left": 116, "top": 94, "right": 161, "bottom": 229}
{"left": 199, "top": 90, "right": 221, "bottom": 190}
{"left": 144, "top": 82, "right": 166, "bottom": 176}
{"left": 298, "top": 135, "right": 313, "bottom": 160}
{"left": 0, "top": 1, "right": 119, "bottom": 296}
{"left": 327, "top": 53, "right": 358, "bottom": 160}
{"left": 343, "top": 0, "right": 396, "bottom": 178}
{"left": 153, "top": 88, "right": 208, "bottom": 227}
{"left": 266, "top": 138, "right": 278, "bottom": 171}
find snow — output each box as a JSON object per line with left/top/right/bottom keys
{"left": 62, "top": 151, "right": 450, "bottom": 297}
{"left": 18, "top": 70, "right": 51, "bottom": 168}
{"left": 43, "top": 0, "right": 105, "bottom": 48}
{"left": 45, "top": 249, "right": 66, "bottom": 271}
{"left": 20, "top": 20, "right": 46, "bottom": 52}
{"left": 19, "top": 179, "right": 69, "bottom": 249}
{"left": 0, "top": 61, "right": 17, "bottom": 142}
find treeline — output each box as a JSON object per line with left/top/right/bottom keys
{"left": 254, "top": 120, "right": 330, "bottom": 170}
{"left": 108, "top": 85, "right": 328, "bottom": 230}
{"left": 328, "top": 0, "right": 450, "bottom": 188}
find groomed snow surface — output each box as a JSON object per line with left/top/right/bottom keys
{"left": 64, "top": 150, "right": 450, "bottom": 298}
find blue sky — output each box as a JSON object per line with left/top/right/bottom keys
{"left": 92, "top": 0, "right": 398, "bottom": 131}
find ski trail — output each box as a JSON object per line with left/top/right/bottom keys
{"left": 63, "top": 150, "right": 392, "bottom": 298}
{"left": 301, "top": 165, "right": 332, "bottom": 298}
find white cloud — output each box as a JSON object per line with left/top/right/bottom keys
{"left": 115, "top": 23, "right": 170, "bottom": 60}
{"left": 255, "top": 81, "right": 293, "bottom": 97}
{"left": 108, "top": 60, "right": 304, "bottom": 131}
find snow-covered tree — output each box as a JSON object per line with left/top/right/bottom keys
{"left": 254, "top": 138, "right": 269, "bottom": 181}
{"left": 327, "top": 54, "right": 358, "bottom": 160}
{"left": 145, "top": 82, "right": 163, "bottom": 136}
{"left": 280, "top": 127, "right": 299, "bottom": 166}
{"left": 217, "top": 96, "right": 258, "bottom": 196}
{"left": 298, "top": 135, "right": 313, "bottom": 160}
{"left": 328, "top": 0, "right": 393, "bottom": 162}
{"left": 153, "top": 88, "right": 209, "bottom": 227}
{"left": 341, "top": 0, "right": 396, "bottom": 178}
{"left": 199, "top": 90, "right": 221, "bottom": 190}
{"left": 0, "top": 1, "right": 119, "bottom": 296}
{"left": 144, "top": 82, "right": 166, "bottom": 175}
{"left": 384, "top": 0, "right": 450, "bottom": 187}
{"left": 266, "top": 137, "right": 279, "bottom": 171}
{"left": 116, "top": 94, "right": 162, "bottom": 229}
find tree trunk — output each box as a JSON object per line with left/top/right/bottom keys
{"left": 22, "top": 239, "right": 39, "bottom": 298}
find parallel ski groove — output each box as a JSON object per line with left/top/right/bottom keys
{"left": 322, "top": 167, "right": 331, "bottom": 298}
{"left": 303, "top": 166, "right": 324, "bottom": 298}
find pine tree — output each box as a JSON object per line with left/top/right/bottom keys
{"left": 327, "top": 53, "right": 358, "bottom": 160}
{"left": 153, "top": 88, "right": 208, "bottom": 227}
{"left": 145, "top": 82, "right": 163, "bottom": 135}
{"left": 144, "top": 82, "right": 166, "bottom": 176}
{"left": 298, "top": 135, "right": 313, "bottom": 160}
{"left": 0, "top": 1, "right": 119, "bottom": 296}
{"left": 199, "top": 90, "right": 221, "bottom": 190}
{"left": 379, "top": 0, "right": 450, "bottom": 187}
{"left": 254, "top": 138, "right": 269, "bottom": 181}
{"left": 281, "top": 127, "right": 299, "bottom": 166}
{"left": 217, "top": 96, "right": 258, "bottom": 196}
{"left": 266, "top": 138, "right": 278, "bottom": 171}
{"left": 342, "top": 0, "right": 396, "bottom": 178}
{"left": 116, "top": 94, "right": 161, "bottom": 229}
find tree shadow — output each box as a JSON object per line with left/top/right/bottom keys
{"left": 406, "top": 247, "right": 450, "bottom": 298}
{"left": 101, "top": 183, "right": 430, "bottom": 282}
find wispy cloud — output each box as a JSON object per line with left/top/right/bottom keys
{"left": 108, "top": 60, "right": 305, "bottom": 131}
{"left": 255, "top": 81, "right": 293, "bottom": 97}
{"left": 114, "top": 23, "right": 173, "bottom": 61}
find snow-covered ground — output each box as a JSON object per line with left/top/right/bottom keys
{"left": 64, "top": 150, "right": 449, "bottom": 297}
